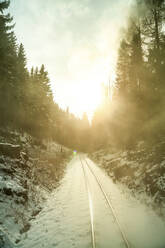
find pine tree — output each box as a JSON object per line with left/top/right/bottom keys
{"left": 143, "top": 0, "right": 165, "bottom": 94}
{"left": 17, "top": 43, "right": 27, "bottom": 82}
{"left": 39, "top": 64, "right": 53, "bottom": 99}
{"left": 15, "top": 43, "right": 29, "bottom": 127}
{"left": 0, "top": 0, "right": 10, "bottom": 10}
{"left": 129, "top": 20, "right": 144, "bottom": 99}
{"left": 0, "top": 1, "right": 14, "bottom": 83}
{"left": 0, "top": 0, "right": 15, "bottom": 125}
{"left": 115, "top": 39, "right": 131, "bottom": 99}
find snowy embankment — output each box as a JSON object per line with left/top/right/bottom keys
{"left": 90, "top": 141, "right": 165, "bottom": 210}
{"left": 0, "top": 129, "right": 71, "bottom": 248}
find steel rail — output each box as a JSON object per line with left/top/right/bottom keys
{"left": 84, "top": 158, "right": 130, "bottom": 248}
{"left": 80, "top": 157, "right": 96, "bottom": 248}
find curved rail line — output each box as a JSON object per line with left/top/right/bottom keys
{"left": 80, "top": 156, "right": 130, "bottom": 248}
{"left": 80, "top": 157, "right": 96, "bottom": 248}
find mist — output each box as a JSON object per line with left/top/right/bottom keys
{"left": 9, "top": 0, "right": 132, "bottom": 116}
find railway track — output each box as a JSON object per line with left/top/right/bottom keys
{"left": 80, "top": 156, "right": 130, "bottom": 248}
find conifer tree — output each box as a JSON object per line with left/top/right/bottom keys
{"left": 115, "top": 39, "right": 131, "bottom": 99}
{"left": 0, "top": 0, "right": 15, "bottom": 125}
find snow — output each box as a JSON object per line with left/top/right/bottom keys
{"left": 90, "top": 140, "right": 165, "bottom": 213}
{"left": 0, "top": 230, "right": 13, "bottom": 248}
{"left": 17, "top": 156, "right": 165, "bottom": 248}
{"left": 0, "top": 130, "right": 71, "bottom": 247}
{"left": 160, "top": 160, "right": 165, "bottom": 168}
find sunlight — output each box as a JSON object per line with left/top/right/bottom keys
{"left": 58, "top": 52, "right": 116, "bottom": 120}
{"left": 53, "top": 54, "right": 115, "bottom": 120}
{"left": 69, "top": 79, "right": 103, "bottom": 120}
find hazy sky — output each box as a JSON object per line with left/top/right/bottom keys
{"left": 9, "top": 0, "right": 132, "bottom": 117}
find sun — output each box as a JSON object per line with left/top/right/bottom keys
{"left": 68, "top": 80, "right": 102, "bottom": 120}
{"left": 54, "top": 52, "right": 115, "bottom": 119}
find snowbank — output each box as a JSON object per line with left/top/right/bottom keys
{"left": 90, "top": 141, "right": 165, "bottom": 209}
{"left": 0, "top": 129, "right": 71, "bottom": 247}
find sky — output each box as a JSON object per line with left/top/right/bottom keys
{"left": 9, "top": 0, "right": 132, "bottom": 118}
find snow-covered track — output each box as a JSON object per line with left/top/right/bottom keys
{"left": 80, "top": 157, "right": 96, "bottom": 248}
{"left": 80, "top": 156, "right": 130, "bottom": 248}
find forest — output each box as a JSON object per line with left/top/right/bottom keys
{"left": 0, "top": 0, "right": 91, "bottom": 151}
{"left": 92, "top": 0, "right": 165, "bottom": 149}
{"left": 1, "top": 0, "right": 165, "bottom": 151}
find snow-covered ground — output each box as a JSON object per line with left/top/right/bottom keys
{"left": 90, "top": 140, "right": 165, "bottom": 214}
{"left": 0, "top": 129, "right": 71, "bottom": 247}
{"left": 16, "top": 155, "right": 165, "bottom": 248}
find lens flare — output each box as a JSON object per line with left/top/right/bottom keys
{"left": 73, "top": 150, "right": 77, "bottom": 155}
